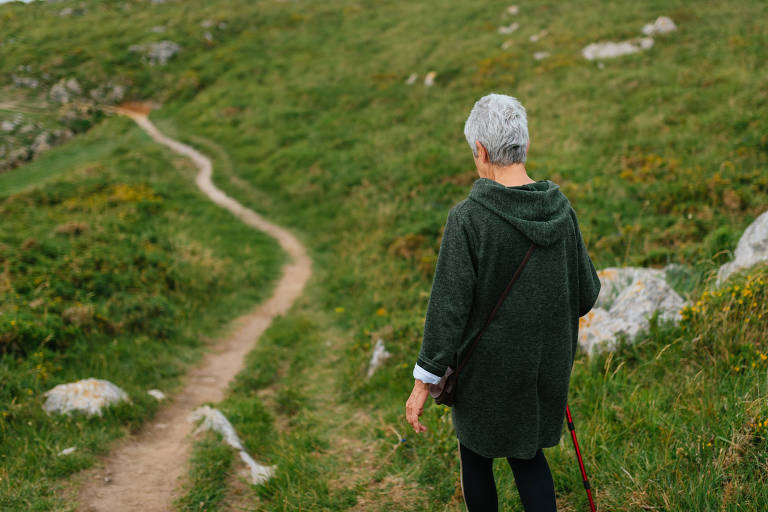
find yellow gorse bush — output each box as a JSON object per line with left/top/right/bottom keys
{"left": 63, "top": 183, "right": 162, "bottom": 211}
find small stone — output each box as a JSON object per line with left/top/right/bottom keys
{"left": 506, "top": 5, "right": 519, "bottom": 15}
{"left": 11, "top": 75, "right": 39, "bottom": 89}
{"left": 147, "top": 389, "right": 166, "bottom": 400}
{"left": 31, "top": 131, "right": 51, "bottom": 154}
{"left": 529, "top": 29, "right": 548, "bottom": 42}
{"left": 58, "top": 447, "right": 76, "bottom": 456}
{"left": 423, "top": 71, "right": 437, "bottom": 87}
{"left": 366, "top": 338, "right": 391, "bottom": 377}
{"left": 498, "top": 22, "right": 519, "bottom": 34}
{"left": 128, "top": 40, "right": 180, "bottom": 65}
{"left": 582, "top": 37, "right": 654, "bottom": 60}
{"left": 533, "top": 51, "right": 549, "bottom": 60}
{"left": 405, "top": 73, "right": 417, "bottom": 85}
{"left": 642, "top": 16, "right": 676, "bottom": 36}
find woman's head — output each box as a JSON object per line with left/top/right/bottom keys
{"left": 463, "top": 93, "right": 529, "bottom": 166}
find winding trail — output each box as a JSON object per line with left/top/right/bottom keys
{"left": 75, "top": 104, "right": 312, "bottom": 511}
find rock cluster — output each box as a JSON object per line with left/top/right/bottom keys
{"left": 582, "top": 16, "right": 676, "bottom": 61}
{"left": 582, "top": 209, "right": 768, "bottom": 357}
{"left": 3, "top": 75, "right": 126, "bottom": 172}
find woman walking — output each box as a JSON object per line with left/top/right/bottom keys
{"left": 405, "top": 93, "right": 602, "bottom": 511}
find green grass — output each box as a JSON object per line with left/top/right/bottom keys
{"left": 2, "top": 0, "right": 768, "bottom": 509}
{"left": 0, "top": 115, "right": 285, "bottom": 510}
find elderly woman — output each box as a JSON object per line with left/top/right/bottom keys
{"left": 405, "top": 93, "right": 601, "bottom": 511}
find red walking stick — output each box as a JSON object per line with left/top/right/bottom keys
{"left": 566, "top": 404, "right": 597, "bottom": 512}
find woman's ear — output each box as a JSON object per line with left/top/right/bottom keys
{"left": 475, "top": 141, "right": 488, "bottom": 163}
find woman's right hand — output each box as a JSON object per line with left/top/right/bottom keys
{"left": 405, "top": 380, "right": 430, "bottom": 433}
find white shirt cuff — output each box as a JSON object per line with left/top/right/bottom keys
{"left": 413, "top": 363, "right": 442, "bottom": 384}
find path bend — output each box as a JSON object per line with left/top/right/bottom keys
{"left": 75, "top": 106, "right": 312, "bottom": 511}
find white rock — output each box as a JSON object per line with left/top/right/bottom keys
{"left": 43, "top": 378, "right": 129, "bottom": 416}
{"left": 642, "top": 16, "right": 676, "bottom": 36}
{"left": 405, "top": 73, "right": 417, "bottom": 85}
{"left": 533, "top": 51, "right": 550, "bottom": 60}
{"left": 49, "top": 82, "right": 70, "bottom": 103}
{"left": 151, "top": 25, "right": 166, "bottom": 33}
{"left": 507, "top": 5, "right": 519, "bottom": 15}
{"left": 239, "top": 450, "right": 276, "bottom": 485}
{"left": 716, "top": 209, "right": 768, "bottom": 286}
{"left": 129, "top": 40, "right": 180, "bottom": 65}
{"left": 498, "top": 22, "right": 519, "bottom": 34}
{"left": 65, "top": 77, "right": 81, "bottom": 94}
{"left": 582, "top": 37, "right": 653, "bottom": 60}
{"left": 11, "top": 74, "right": 39, "bottom": 89}
{"left": 189, "top": 406, "right": 243, "bottom": 449}
{"left": 1, "top": 120, "right": 16, "bottom": 132}
{"left": 147, "top": 389, "right": 166, "bottom": 400}
{"left": 423, "top": 71, "right": 436, "bottom": 87}
{"left": 366, "top": 337, "right": 391, "bottom": 377}
{"left": 529, "top": 29, "right": 548, "bottom": 42}
{"left": 595, "top": 266, "right": 666, "bottom": 309}
{"left": 58, "top": 447, "right": 77, "bottom": 456}
{"left": 579, "top": 276, "right": 687, "bottom": 357}
{"left": 108, "top": 84, "right": 125, "bottom": 103}
{"left": 188, "top": 405, "right": 276, "bottom": 485}
{"left": 31, "top": 132, "right": 50, "bottom": 154}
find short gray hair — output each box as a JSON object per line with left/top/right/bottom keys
{"left": 463, "top": 93, "right": 529, "bottom": 165}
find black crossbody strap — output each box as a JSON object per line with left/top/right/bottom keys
{"left": 455, "top": 242, "right": 535, "bottom": 376}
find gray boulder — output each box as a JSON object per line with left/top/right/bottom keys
{"left": 579, "top": 275, "right": 688, "bottom": 357}
{"left": 716, "top": 209, "right": 768, "bottom": 286}
{"left": 43, "top": 378, "right": 129, "bottom": 416}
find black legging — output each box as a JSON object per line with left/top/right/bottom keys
{"left": 458, "top": 441, "right": 558, "bottom": 511}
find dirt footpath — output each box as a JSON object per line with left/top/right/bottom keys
{"left": 75, "top": 104, "right": 312, "bottom": 512}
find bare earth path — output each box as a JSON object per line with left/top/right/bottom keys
{"left": 75, "top": 104, "right": 312, "bottom": 511}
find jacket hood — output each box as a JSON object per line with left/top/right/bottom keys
{"left": 468, "top": 177, "right": 572, "bottom": 247}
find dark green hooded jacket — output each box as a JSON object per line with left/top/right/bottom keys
{"left": 416, "top": 177, "right": 601, "bottom": 459}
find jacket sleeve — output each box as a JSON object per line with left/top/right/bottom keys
{"left": 571, "top": 208, "right": 601, "bottom": 317}
{"left": 415, "top": 205, "right": 477, "bottom": 377}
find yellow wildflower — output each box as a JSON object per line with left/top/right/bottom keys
{"left": 376, "top": 308, "right": 388, "bottom": 317}
{"left": 334, "top": 307, "right": 345, "bottom": 313}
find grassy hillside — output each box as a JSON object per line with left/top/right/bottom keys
{"left": 0, "top": 115, "right": 285, "bottom": 509}
{"left": 2, "top": 0, "right": 768, "bottom": 510}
